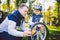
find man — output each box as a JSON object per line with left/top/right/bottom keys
{"left": 0, "top": 3, "right": 31, "bottom": 40}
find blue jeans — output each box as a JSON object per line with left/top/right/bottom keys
{"left": 0, "top": 32, "right": 23, "bottom": 40}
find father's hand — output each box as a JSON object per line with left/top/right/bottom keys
{"left": 23, "top": 30, "right": 31, "bottom": 36}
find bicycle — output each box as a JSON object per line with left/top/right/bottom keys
{"left": 31, "top": 22, "right": 49, "bottom": 40}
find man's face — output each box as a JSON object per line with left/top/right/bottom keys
{"left": 20, "top": 7, "right": 28, "bottom": 17}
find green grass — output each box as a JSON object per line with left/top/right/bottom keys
{"left": 47, "top": 26, "right": 60, "bottom": 40}
{"left": 48, "top": 26, "right": 60, "bottom": 31}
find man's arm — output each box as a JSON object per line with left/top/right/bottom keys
{"left": 8, "top": 20, "right": 24, "bottom": 37}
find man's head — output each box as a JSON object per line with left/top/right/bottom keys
{"left": 18, "top": 3, "right": 29, "bottom": 17}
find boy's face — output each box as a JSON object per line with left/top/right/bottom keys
{"left": 34, "top": 9, "right": 40, "bottom": 15}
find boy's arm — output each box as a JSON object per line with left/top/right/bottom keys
{"left": 39, "top": 17, "right": 43, "bottom": 23}
{"left": 28, "top": 17, "right": 34, "bottom": 25}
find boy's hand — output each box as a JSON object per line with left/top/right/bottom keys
{"left": 39, "top": 25, "right": 44, "bottom": 32}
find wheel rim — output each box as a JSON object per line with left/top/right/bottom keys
{"left": 31, "top": 24, "right": 47, "bottom": 40}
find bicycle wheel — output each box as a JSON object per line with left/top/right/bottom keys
{"left": 31, "top": 22, "right": 49, "bottom": 40}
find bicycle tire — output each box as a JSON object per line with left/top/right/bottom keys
{"left": 31, "top": 22, "right": 49, "bottom": 40}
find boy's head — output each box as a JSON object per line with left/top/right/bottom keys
{"left": 33, "top": 4, "right": 42, "bottom": 15}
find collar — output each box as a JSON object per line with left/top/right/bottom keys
{"left": 33, "top": 13, "right": 43, "bottom": 17}
{"left": 14, "top": 10, "right": 24, "bottom": 19}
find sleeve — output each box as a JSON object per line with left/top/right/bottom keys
{"left": 39, "top": 17, "right": 43, "bottom": 23}
{"left": 8, "top": 20, "right": 24, "bottom": 37}
{"left": 28, "top": 17, "right": 34, "bottom": 25}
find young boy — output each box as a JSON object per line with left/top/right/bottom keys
{"left": 28, "top": 4, "right": 43, "bottom": 28}
{"left": 28, "top": 4, "right": 43, "bottom": 40}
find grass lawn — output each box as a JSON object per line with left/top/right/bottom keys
{"left": 48, "top": 26, "right": 60, "bottom": 31}
{"left": 46, "top": 25, "right": 60, "bottom": 40}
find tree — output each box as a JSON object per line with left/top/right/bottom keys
{"left": 7, "top": 0, "right": 10, "bottom": 11}
{"left": 56, "top": 0, "right": 60, "bottom": 26}
{"left": 16, "top": 0, "right": 27, "bottom": 8}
